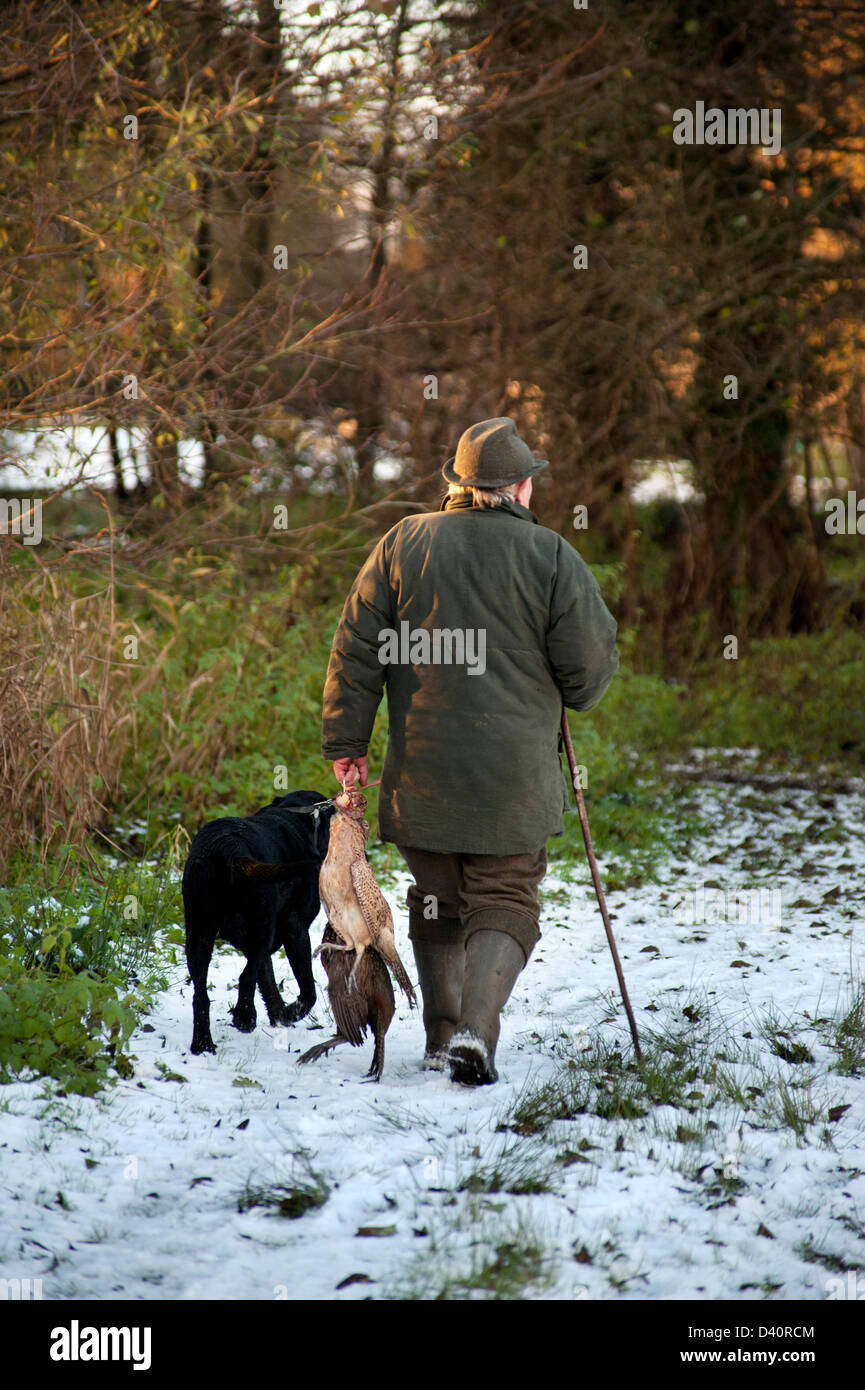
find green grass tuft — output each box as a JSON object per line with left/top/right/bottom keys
{"left": 237, "top": 1155, "right": 329, "bottom": 1220}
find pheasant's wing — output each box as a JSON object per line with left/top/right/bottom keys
{"left": 317, "top": 927, "right": 366, "bottom": 1044}
{"left": 349, "top": 858, "right": 417, "bottom": 1006}
{"left": 349, "top": 855, "right": 393, "bottom": 943}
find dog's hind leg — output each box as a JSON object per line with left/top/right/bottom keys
{"left": 231, "top": 951, "right": 263, "bottom": 1033}
{"left": 186, "top": 928, "right": 217, "bottom": 1055}
{"left": 257, "top": 955, "right": 292, "bottom": 1026}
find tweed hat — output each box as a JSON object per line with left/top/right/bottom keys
{"left": 442, "top": 417, "right": 549, "bottom": 488}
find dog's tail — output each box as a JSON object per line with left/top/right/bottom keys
{"left": 230, "top": 857, "right": 321, "bottom": 881}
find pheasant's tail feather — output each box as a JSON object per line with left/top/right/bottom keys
{"left": 388, "top": 950, "right": 418, "bottom": 1007}
{"left": 297, "top": 1034, "right": 348, "bottom": 1065}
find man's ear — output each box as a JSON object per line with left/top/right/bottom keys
{"left": 515, "top": 477, "right": 533, "bottom": 507}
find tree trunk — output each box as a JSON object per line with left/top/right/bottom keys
{"left": 353, "top": 0, "right": 410, "bottom": 500}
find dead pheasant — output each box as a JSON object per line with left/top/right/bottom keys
{"left": 316, "top": 785, "right": 417, "bottom": 1008}
{"left": 298, "top": 924, "right": 394, "bottom": 1080}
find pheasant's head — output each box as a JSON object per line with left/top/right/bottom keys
{"left": 334, "top": 786, "right": 368, "bottom": 818}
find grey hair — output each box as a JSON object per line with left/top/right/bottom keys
{"left": 446, "top": 482, "right": 519, "bottom": 509}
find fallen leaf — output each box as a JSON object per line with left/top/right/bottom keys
{"left": 336, "top": 1272, "right": 373, "bottom": 1288}
{"left": 828, "top": 1104, "right": 851, "bottom": 1124}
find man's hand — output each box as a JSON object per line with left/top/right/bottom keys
{"left": 332, "top": 756, "right": 368, "bottom": 788}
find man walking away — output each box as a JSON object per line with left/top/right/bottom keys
{"left": 322, "top": 418, "right": 619, "bottom": 1085}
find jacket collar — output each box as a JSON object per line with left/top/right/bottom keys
{"left": 439, "top": 493, "right": 539, "bottom": 525}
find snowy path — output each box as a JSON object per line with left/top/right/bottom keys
{"left": 1, "top": 778, "right": 864, "bottom": 1301}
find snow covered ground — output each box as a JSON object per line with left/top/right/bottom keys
{"left": 1, "top": 776, "right": 863, "bottom": 1301}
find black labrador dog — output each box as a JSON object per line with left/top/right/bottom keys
{"left": 182, "top": 790, "right": 334, "bottom": 1055}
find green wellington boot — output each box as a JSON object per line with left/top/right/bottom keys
{"left": 448, "top": 924, "right": 528, "bottom": 1086}
{"left": 409, "top": 911, "right": 466, "bottom": 1070}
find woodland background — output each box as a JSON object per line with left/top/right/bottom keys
{"left": 0, "top": 0, "right": 864, "bottom": 1091}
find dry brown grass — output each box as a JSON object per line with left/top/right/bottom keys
{"left": 0, "top": 482, "right": 355, "bottom": 874}
{"left": 0, "top": 507, "right": 134, "bottom": 876}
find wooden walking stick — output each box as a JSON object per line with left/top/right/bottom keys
{"left": 560, "top": 710, "right": 643, "bottom": 1063}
